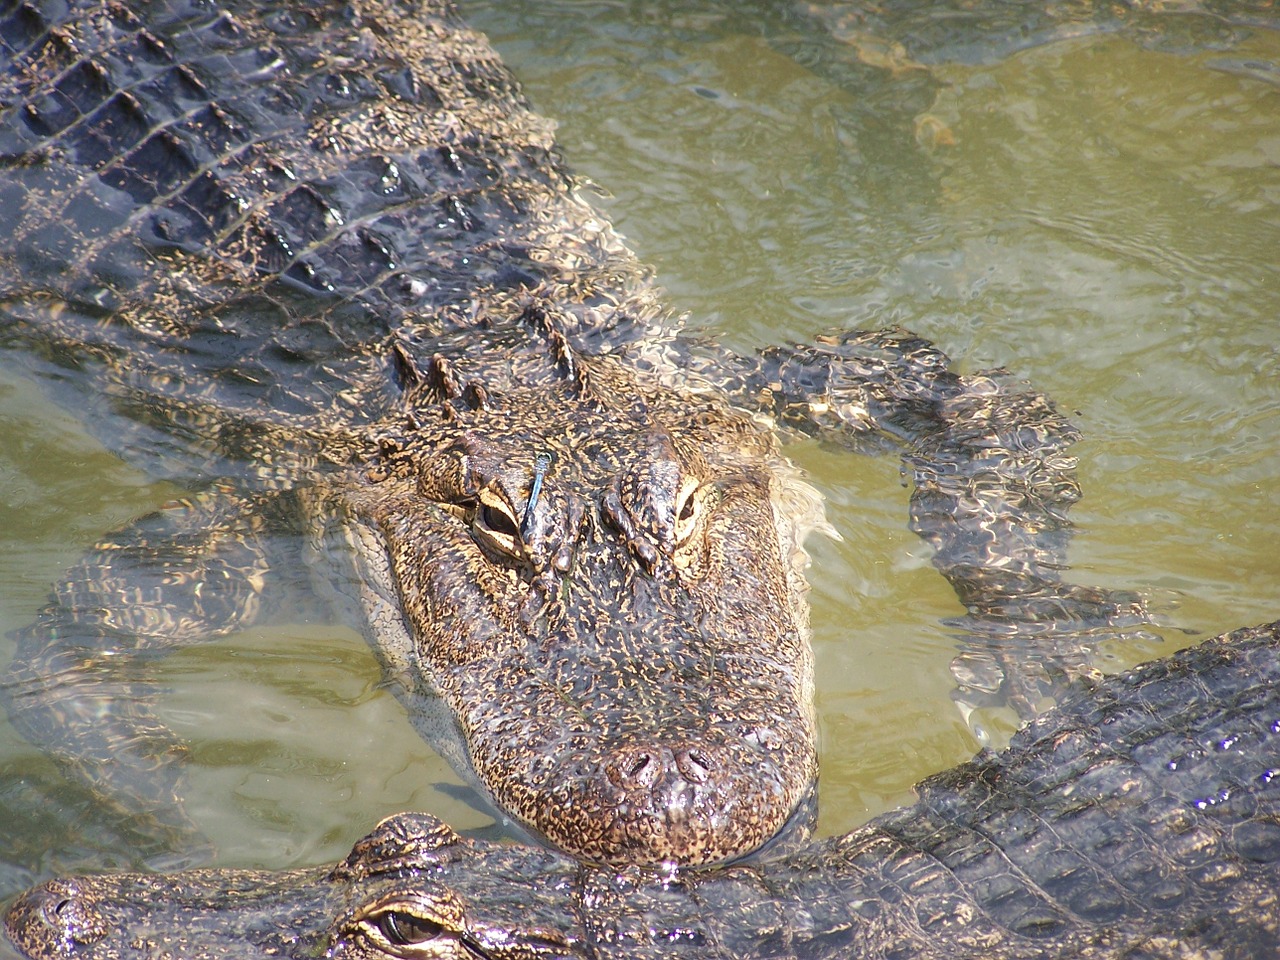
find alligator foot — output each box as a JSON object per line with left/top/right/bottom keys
{"left": 741, "top": 328, "right": 1153, "bottom": 721}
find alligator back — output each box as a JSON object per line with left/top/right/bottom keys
{"left": 0, "top": 0, "right": 829, "bottom": 868}
{"left": 690, "top": 619, "right": 1280, "bottom": 957}
{"left": 0, "top": 0, "right": 656, "bottom": 480}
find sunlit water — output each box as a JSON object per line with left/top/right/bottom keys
{"left": 0, "top": 0, "right": 1277, "bottom": 917}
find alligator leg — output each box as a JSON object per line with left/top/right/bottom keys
{"left": 737, "top": 328, "right": 1150, "bottom": 722}
{"left": 1, "top": 486, "right": 299, "bottom": 860}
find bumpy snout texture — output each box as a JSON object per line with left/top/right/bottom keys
{"left": 451, "top": 633, "right": 819, "bottom": 865}
{"left": 565, "top": 739, "right": 804, "bottom": 864}
{"left": 6, "top": 882, "right": 109, "bottom": 959}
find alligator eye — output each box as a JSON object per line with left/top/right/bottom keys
{"left": 472, "top": 487, "right": 523, "bottom": 557}
{"left": 678, "top": 493, "right": 696, "bottom": 522}
{"left": 672, "top": 476, "right": 704, "bottom": 546}
{"left": 377, "top": 910, "right": 445, "bottom": 946}
{"left": 480, "top": 502, "right": 521, "bottom": 540}
{"left": 349, "top": 892, "right": 469, "bottom": 959}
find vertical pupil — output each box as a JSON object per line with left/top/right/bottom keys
{"left": 481, "top": 503, "right": 519, "bottom": 538}
{"left": 379, "top": 911, "right": 444, "bottom": 944}
{"left": 678, "top": 495, "right": 696, "bottom": 522}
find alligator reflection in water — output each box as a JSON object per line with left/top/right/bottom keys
{"left": 9, "top": 620, "right": 1280, "bottom": 959}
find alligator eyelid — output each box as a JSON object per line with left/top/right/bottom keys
{"left": 674, "top": 477, "right": 711, "bottom": 538}
{"left": 677, "top": 486, "right": 699, "bottom": 522}
{"left": 439, "top": 503, "right": 469, "bottom": 522}
{"left": 480, "top": 502, "right": 521, "bottom": 540}
{"left": 458, "top": 930, "right": 497, "bottom": 959}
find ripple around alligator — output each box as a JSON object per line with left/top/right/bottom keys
{"left": 0, "top": 0, "right": 1277, "bottom": 901}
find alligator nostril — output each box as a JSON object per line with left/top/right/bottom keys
{"left": 603, "top": 744, "right": 724, "bottom": 792}
{"left": 675, "top": 748, "right": 714, "bottom": 784}
{"left": 606, "top": 747, "right": 660, "bottom": 788}
{"left": 4, "top": 882, "right": 112, "bottom": 949}
{"left": 565, "top": 740, "right": 802, "bottom": 864}
{"left": 42, "top": 893, "right": 106, "bottom": 943}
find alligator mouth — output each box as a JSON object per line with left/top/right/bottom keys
{"left": 455, "top": 649, "right": 818, "bottom": 866}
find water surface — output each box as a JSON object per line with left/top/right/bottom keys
{"left": 0, "top": 0, "right": 1277, "bottom": 908}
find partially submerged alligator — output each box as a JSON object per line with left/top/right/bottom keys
{"left": 0, "top": 0, "right": 1144, "bottom": 868}
{"left": 9, "top": 619, "right": 1280, "bottom": 959}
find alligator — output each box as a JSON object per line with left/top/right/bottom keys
{"left": 0, "top": 0, "right": 1146, "bottom": 869}
{"left": 7, "top": 618, "right": 1279, "bottom": 959}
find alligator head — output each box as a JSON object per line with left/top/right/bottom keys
{"left": 5, "top": 812, "right": 586, "bottom": 960}
{"left": 332, "top": 307, "right": 825, "bottom": 866}
{"left": 1, "top": 811, "right": 786, "bottom": 960}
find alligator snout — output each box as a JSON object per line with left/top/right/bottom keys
{"left": 5, "top": 880, "right": 108, "bottom": 958}
{"left": 546, "top": 734, "right": 806, "bottom": 867}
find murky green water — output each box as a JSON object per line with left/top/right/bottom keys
{"left": 1, "top": 0, "right": 1278, "bottom": 912}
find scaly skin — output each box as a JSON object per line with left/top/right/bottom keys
{"left": 1, "top": 0, "right": 1145, "bottom": 867}
{"left": 8, "top": 621, "right": 1280, "bottom": 959}
{"left": 0, "top": 0, "right": 820, "bottom": 867}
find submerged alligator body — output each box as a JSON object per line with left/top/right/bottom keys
{"left": 0, "top": 0, "right": 1147, "bottom": 869}
{"left": 9, "top": 619, "right": 1280, "bottom": 959}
